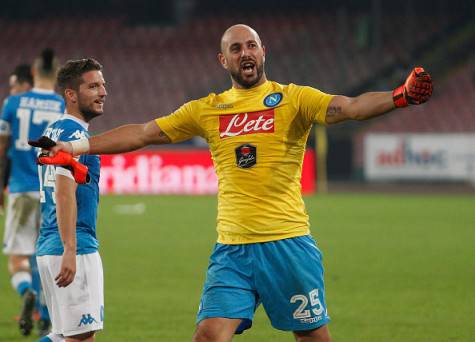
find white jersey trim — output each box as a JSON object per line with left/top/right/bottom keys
{"left": 62, "top": 114, "right": 89, "bottom": 130}
{"left": 32, "top": 88, "right": 55, "bottom": 94}
{"left": 55, "top": 166, "right": 74, "bottom": 180}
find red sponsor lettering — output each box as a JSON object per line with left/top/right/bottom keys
{"left": 99, "top": 149, "right": 316, "bottom": 194}
{"left": 219, "top": 109, "right": 274, "bottom": 138}
{"left": 99, "top": 150, "right": 218, "bottom": 195}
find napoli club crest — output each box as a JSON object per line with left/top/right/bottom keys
{"left": 263, "top": 92, "right": 283, "bottom": 107}
{"left": 235, "top": 144, "right": 257, "bottom": 168}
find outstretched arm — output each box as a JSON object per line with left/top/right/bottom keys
{"left": 325, "top": 67, "right": 432, "bottom": 125}
{"left": 325, "top": 92, "right": 394, "bottom": 124}
{"left": 88, "top": 120, "right": 170, "bottom": 154}
{"left": 53, "top": 120, "right": 170, "bottom": 156}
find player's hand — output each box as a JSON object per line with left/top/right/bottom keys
{"left": 393, "top": 67, "right": 433, "bottom": 108}
{"left": 50, "top": 141, "right": 74, "bottom": 156}
{"left": 29, "top": 137, "right": 90, "bottom": 184}
{"left": 38, "top": 151, "right": 90, "bottom": 184}
{"left": 28, "top": 136, "right": 73, "bottom": 155}
{"left": 55, "top": 249, "right": 76, "bottom": 288}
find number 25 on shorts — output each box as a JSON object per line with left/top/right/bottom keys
{"left": 290, "top": 289, "right": 324, "bottom": 319}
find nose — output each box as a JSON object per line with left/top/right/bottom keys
{"left": 99, "top": 85, "right": 107, "bottom": 96}
{"left": 241, "top": 46, "right": 251, "bottom": 58}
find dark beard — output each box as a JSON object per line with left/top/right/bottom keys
{"left": 79, "top": 103, "right": 102, "bottom": 122}
{"left": 230, "top": 63, "right": 264, "bottom": 89}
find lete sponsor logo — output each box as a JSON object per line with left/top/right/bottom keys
{"left": 219, "top": 109, "right": 274, "bottom": 138}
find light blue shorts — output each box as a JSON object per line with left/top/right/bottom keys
{"left": 197, "top": 235, "right": 330, "bottom": 333}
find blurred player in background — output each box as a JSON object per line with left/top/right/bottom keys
{"left": 9, "top": 64, "right": 34, "bottom": 95}
{"left": 5, "top": 62, "right": 53, "bottom": 337}
{"left": 35, "top": 58, "right": 106, "bottom": 342}
{"left": 46, "top": 25, "right": 432, "bottom": 342}
{"left": 1, "top": 64, "right": 34, "bottom": 212}
{"left": 6, "top": 62, "right": 55, "bottom": 337}
{"left": 0, "top": 49, "right": 64, "bottom": 337}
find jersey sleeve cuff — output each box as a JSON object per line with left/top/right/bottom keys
{"left": 155, "top": 117, "right": 176, "bottom": 143}
{"left": 319, "top": 95, "right": 335, "bottom": 126}
{"left": 55, "top": 166, "right": 75, "bottom": 180}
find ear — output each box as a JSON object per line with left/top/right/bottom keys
{"left": 262, "top": 45, "right": 266, "bottom": 63}
{"left": 64, "top": 89, "right": 77, "bottom": 103}
{"left": 217, "top": 52, "right": 228, "bottom": 70}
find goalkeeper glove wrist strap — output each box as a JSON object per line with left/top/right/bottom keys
{"left": 392, "top": 85, "right": 407, "bottom": 108}
{"left": 70, "top": 139, "right": 90, "bottom": 155}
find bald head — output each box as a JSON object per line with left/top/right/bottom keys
{"left": 218, "top": 24, "right": 267, "bottom": 89}
{"left": 220, "top": 24, "right": 262, "bottom": 53}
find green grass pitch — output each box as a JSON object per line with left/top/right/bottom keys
{"left": 1, "top": 193, "right": 474, "bottom": 341}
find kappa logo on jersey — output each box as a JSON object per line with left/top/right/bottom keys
{"left": 69, "top": 130, "right": 87, "bottom": 139}
{"left": 263, "top": 92, "right": 283, "bottom": 107}
{"left": 219, "top": 109, "right": 274, "bottom": 138}
{"left": 235, "top": 144, "right": 257, "bottom": 168}
{"left": 215, "top": 103, "right": 234, "bottom": 109}
{"left": 78, "top": 313, "right": 98, "bottom": 327}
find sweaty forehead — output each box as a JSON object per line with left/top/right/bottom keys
{"left": 221, "top": 25, "right": 261, "bottom": 51}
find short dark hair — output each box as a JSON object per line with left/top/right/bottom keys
{"left": 34, "top": 48, "right": 59, "bottom": 79}
{"left": 57, "top": 58, "right": 103, "bottom": 97}
{"left": 11, "top": 64, "right": 33, "bottom": 86}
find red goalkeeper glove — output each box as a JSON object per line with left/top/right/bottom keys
{"left": 38, "top": 151, "right": 90, "bottom": 184}
{"left": 28, "top": 136, "right": 90, "bottom": 184}
{"left": 393, "top": 67, "right": 433, "bottom": 108}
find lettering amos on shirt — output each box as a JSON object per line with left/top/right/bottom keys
{"left": 19, "top": 97, "right": 62, "bottom": 112}
{"left": 219, "top": 109, "right": 275, "bottom": 138}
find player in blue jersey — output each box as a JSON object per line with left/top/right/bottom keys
{"left": 0, "top": 49, "right": 64, "bottom": 337}
{"left": 36, "top": 58, "right": 106, "bottom": 342}
{"left": 1, "top": 64, "right": 34, "bottom": 211}
{"left": 4, "top": 62, "right": 54, "bottom": 337}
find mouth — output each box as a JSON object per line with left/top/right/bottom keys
{"left": 240, "top": 61, "right": 256, "bottom": 77}
{"left": 94, "top": 99, "right": 105, "bottom": 105}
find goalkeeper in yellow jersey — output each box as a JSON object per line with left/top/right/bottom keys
{"left": 44, "top": 24, "right": 432, "bottom": 342}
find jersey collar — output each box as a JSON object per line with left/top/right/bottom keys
{"left": 62, "top": 114, "right": 89, "bottom": 130}
{"left": 32, "top": 88, "right": 55, "bottom": 94}
{"left": 230, "top": 80, "right": 272, "bottom": 96}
